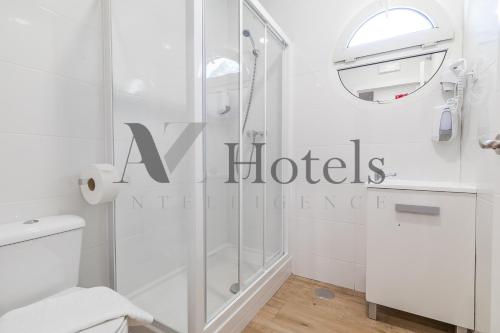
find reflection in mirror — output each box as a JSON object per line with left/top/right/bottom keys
{"left": 338, "top": 51, "right": 446, "bottom": 103}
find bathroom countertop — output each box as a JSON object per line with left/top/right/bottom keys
{"left": 366, "top": 180, "right": 477, "bottom": 194}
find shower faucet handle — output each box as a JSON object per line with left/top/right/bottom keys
{"left": 479, "top": 135, "right": 500, "bottom": 155}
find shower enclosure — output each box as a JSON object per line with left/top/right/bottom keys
{"left": 108, "top": 0, "right": 289, "bottom": 332}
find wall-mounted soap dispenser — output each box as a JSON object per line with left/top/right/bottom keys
{"left": 432, "top": 104, "right": 458, "bottom": 142}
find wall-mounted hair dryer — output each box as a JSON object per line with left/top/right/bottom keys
{"left": 434, "top": 58, "right": 474, "bottom": 143}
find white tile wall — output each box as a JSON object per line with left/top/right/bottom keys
{"left": 261, "top": 0, "right": 465, "bottom": 292}
{"left": 462, "top": 0, "right": 500, "bottom": 331}
{"left": 0, "top": 0, "right": 108, "bottom": 287}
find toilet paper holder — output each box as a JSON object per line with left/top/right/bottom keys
{"left": 78, "top": 178, "right": 96, "bottom": 191}
{"left": 79, "top": 164, "right": 122, "bottom": 205}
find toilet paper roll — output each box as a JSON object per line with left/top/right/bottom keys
{"left": 80, "top": 164, "right": 121, "bottom": 205}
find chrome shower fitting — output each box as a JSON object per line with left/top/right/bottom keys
{"left": 242, "top": 29, "right": 260, "bottom": 57}
{"left": 236, "top": 28, "right": 261, "bottom": 180}
{"left": 246, "top": 130, "right": 265, "bottom": 139}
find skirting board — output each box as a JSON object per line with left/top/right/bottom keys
{"left": 204, "top": 255, "right": 292, "bottom": 333}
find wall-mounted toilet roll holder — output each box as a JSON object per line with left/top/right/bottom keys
{"left": 78, "top": 178, "right": 96, "bottom": 191}
{"left": 79, "top": 164, "right": 121, "bottom": 205}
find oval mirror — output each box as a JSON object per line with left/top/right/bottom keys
{"left": 338, "top": 51, "right": 446, "bottom": 103}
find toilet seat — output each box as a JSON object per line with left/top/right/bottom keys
{"left": 49, "top": 288, "right": 128, "bottom": 333}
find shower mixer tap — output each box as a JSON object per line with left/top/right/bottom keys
{"left": 246, "top": 130, "right": 265, "bottom": 139}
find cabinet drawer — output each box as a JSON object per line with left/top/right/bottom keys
{"left": 366, "top": 188, "right": 476, "bottom": 329}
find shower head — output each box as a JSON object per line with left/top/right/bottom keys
{"left": 242, "top": 29, "right": 259, "bottom": 56}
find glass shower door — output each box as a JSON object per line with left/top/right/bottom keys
{"left": 204, "top": 0, "right": 288, "bottom": 324}
{"left": 204, "top": 0, "right": 241, "bottom": 320}
{"left": 110, "top": 0, "right": 287, "bottom": 330}
{"left": 265, "top": 31, "right": 285, "bottom": 267}
{"left": 111, "top": 0, "right": 191, "bottom": 332}
{"left": 240, "top": 4, "right": 266, "bottom": 290}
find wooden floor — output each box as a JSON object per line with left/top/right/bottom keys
{"left": 244, "top": 275, "right": 455, "bottom": 333}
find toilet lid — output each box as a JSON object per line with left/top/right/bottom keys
{"left": 50, "top": 288, "right": 127, "bottom": 333}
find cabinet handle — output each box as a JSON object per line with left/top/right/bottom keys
{"left": 395, "top": 204, "right": 440, "bottom": 216}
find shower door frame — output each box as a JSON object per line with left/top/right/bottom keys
{"left": 192, "top": 0, "right": 293, "bottom": 332}
{"left": 187, "top": 0, "right": 206, "bottom": 332}
{"left": 104, "top": 0, "right": 291, "bottom": 331}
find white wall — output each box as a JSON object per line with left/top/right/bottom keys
{"left": 0, "top": 0, "right": 109, "bottom": 287}
{"left": 260, "top": 0, "right": 464, "bottom": 292}
{"left": 462, "top": 0, "right": 500, "bottom": 332}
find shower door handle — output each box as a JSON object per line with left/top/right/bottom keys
{"left": 479, "top": 134, "right": 500, "bottom": 155}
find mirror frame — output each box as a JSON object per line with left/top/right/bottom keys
{"left": 337, "top": 50, "right": 448, "bottom": 104}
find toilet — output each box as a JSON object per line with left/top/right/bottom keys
{"left": 0, "top": 215, "right": 127, "bottom": 333}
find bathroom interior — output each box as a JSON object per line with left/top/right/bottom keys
{"left": 0, "top": 0, "right": 499, "bottom": 332}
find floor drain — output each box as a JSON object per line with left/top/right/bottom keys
{"left": 230, "top": 283, "right": 240, "bottom": 294}
{"left": 315, "top": 288, "right": 335, "bottom": 300}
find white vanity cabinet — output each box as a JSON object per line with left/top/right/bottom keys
{"left": 366, "top": 181, "right": 476, "bottom": 331}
